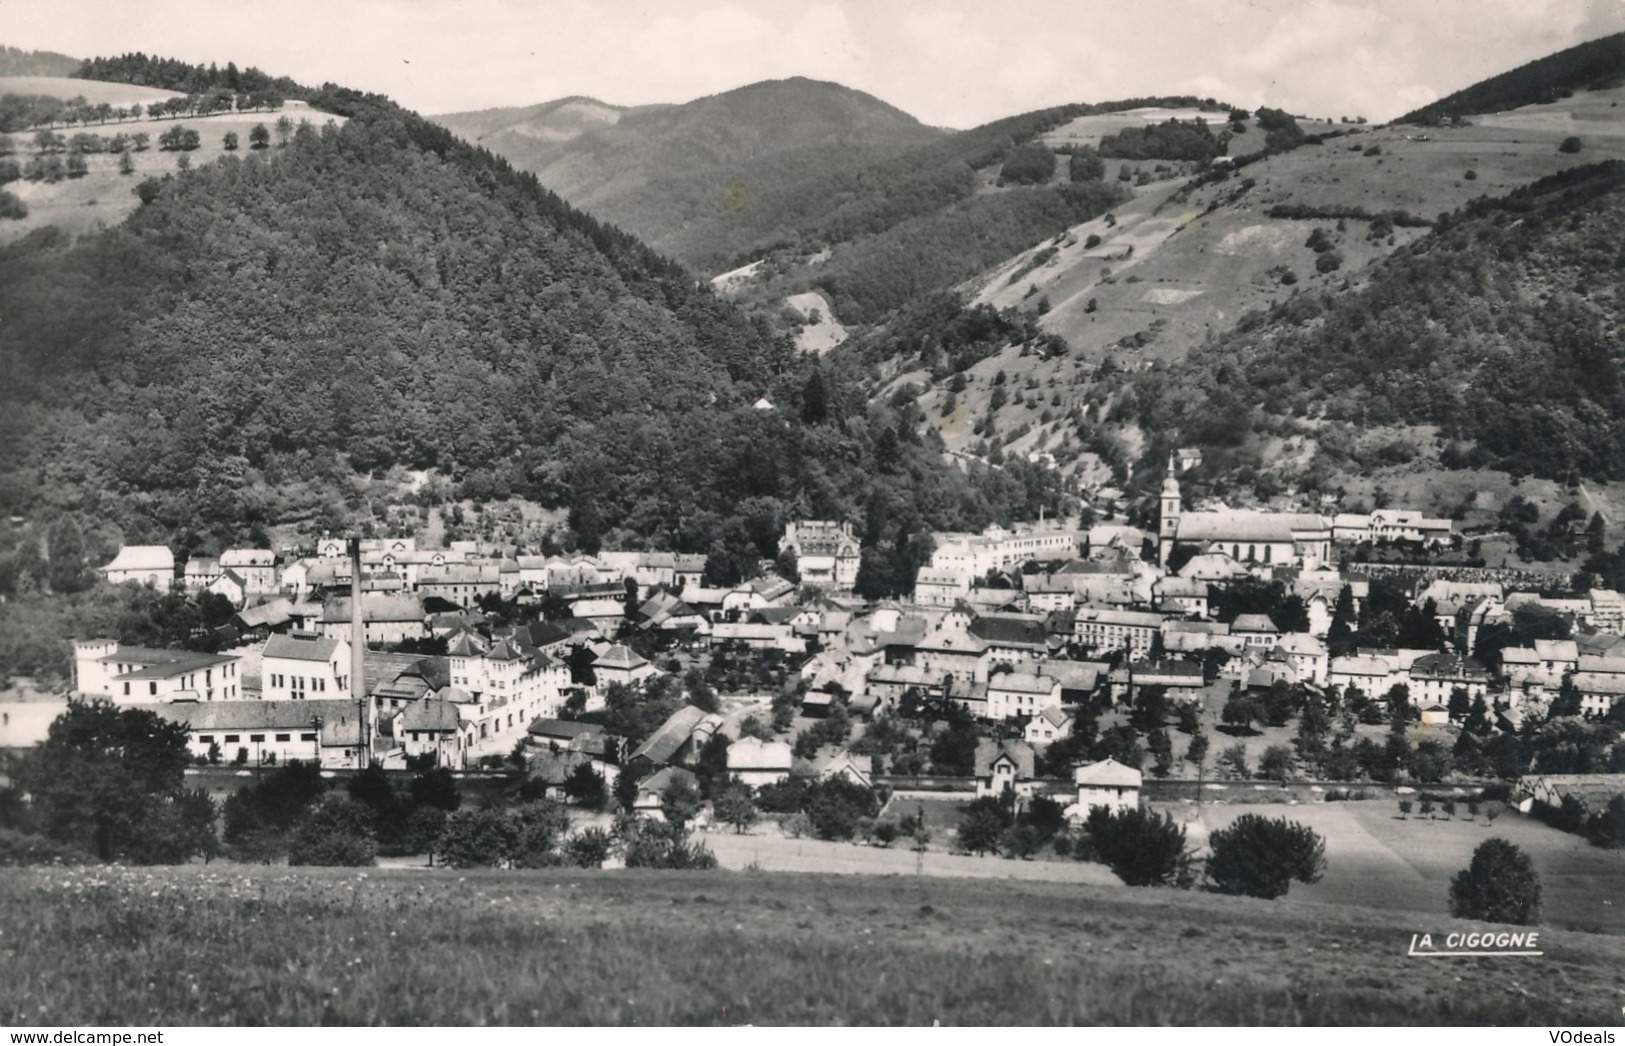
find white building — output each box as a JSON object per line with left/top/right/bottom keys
{"left": 99, "top": 546, "right": 175, "bottom": 587}
{"left": 74, "top": 640, "right": 242, "bottom": 703}
{"left": 261, "top": 632, "right": 351, "bottom": 702}
{"left": 1072, "top": 757, "right": 1141, "bottom": 815}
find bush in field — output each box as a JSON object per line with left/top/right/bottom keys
{"left": 957, "top": 797, "right": 1011, "bottom": 856}
{"left": 565, "top": 827, "right": 614, "bottom": 868}
{"left": 615, "top": 815, "right": 717, "bottom": 869}
{"left": 713, "top": 782, "right": 758, "bottom": 834}
{"left": 287, "top": 795, "right": 377, "bottom": 867}
{"left": 124, "top": 789, "right": 220, "bottom": 865}
{"left": 437, "top": 807, "right": 518, "bottom": 868}
{"left": 1206, "top": 814, "right": 1326, "bottom": 899}
{"left": 1449, "top": 838, "right": 1541, "bottom": 925}
{"left": 0, "top": 827, "right": 90, "bottom": 866}
{"left": 1084, "top": 806, "right": 1194, "bottom": 887}
{"left": 510, "top": 801, "right": 571, "bottom": 868}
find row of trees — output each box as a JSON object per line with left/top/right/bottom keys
{"left": 0, "top": 90, "right": 285, "bottom": 134}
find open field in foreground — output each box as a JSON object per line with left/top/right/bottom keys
{"left": 3, "top": 863, "right": 1623, "bottom": 1025}
{"left": 1177, "top": 801, "right": 1625, "bottom": 936}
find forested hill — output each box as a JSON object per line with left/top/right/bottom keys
{"left": 1112, "top": 160, "right": 1625, "bottom": 488}
{"left": 0, "top": 74, "right": 1061, "bottom": 580}
{"left": 436, "top": 77, "right": 947, "bottom": 271}
{"left": 0, "top": 46, "right": 79, "bottom": 78}
{"left": 1398, "top": 31, "right": 1625, "bottom": 125}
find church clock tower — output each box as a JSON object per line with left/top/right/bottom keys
{"left": 1158, "top": 452, "right": 1181, "bottom": 567}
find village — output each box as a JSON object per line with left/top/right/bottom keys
{"left": 4, "top": 452, "right": 1624, "bottom": 860}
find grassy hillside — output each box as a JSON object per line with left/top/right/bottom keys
{"left": 5, "top": 862, "right": 1622, "bottom": 1025}
{"left": 1111, "top": 159, "right": 1625, "bottom": 494}
{"left": 853, "top": 86, "right": 1625, "bottom": 506}
{"left": 1399, "top": 30, "right": 1625, "bottom": 125}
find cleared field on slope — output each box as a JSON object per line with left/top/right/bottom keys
{"left": 1, "top": 102, "right": 344, "bottom": 244}
{"left": 0, "top": 75, "right": 182, "bottom": 108}
{"left": 5, "top": 862, "right": 1622, "bottom": 1025}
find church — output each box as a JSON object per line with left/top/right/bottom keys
{"left": 1158, "top": 457, "right": 1331, "bottom": 569}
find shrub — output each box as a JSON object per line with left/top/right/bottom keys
{"left": 0, "top": 827, "right": 91, "bottom": 866}
{"left": 1206, "top": 814, "right": 1326, "bottom": 899}
{"left": 1084, "top": 806, "right": 1194, "bottom": 887}
{"left": 438, "top": 807, "right": 518, "bottom": 869}
{"left": 781, "top": 812, "right": 813, "bottom": 838}
{"left": 0, "top": 189, "right": 26, "bottom": 220}
{"left": 1449, "top": 838, "right": 1541, "bottom": 924}
{"left": 1399, "top": 799, "right": 1413, "bottom": 818}
{"left": 957, "top": 797, "right": 1012, "bottom": 856}
{"left": 287, "top": 795, "right": 377, "bottom": 867}
{"left": 1558, "top": 136, "right": 1582, "bottom": 154}
{"left": 565, "top": 827, "right": 613, "bottom": 868}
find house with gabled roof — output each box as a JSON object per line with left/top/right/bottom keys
{"left": 1071, "top": 757, "right": 1141, "bottom": 815}
{"left": 1024, "top": 705, "right": 1073, "bottom": 746}
{"left": 974, "top": 739, "right": 1037, "bottom": 800}
{"left": 395, "top": 698, "right": 463, "bottom": 767}
{"left": 632, "top": 766, "right": 701, "bottom": 821}
{"left": 987, "top": 670, "right": 1062, "bottom": 720}
{"left": 727, "top": 736, "right": 794, "bottom": 788}
{"left": 262, "top": 631, "right": 351, "bottom": 702}
{"left": 318, "top": 595, "right": 425, "bottom": 645}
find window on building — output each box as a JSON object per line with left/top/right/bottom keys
{"left": 122, "top": 682, "right": 130, "bottom": 696}
{"left": 275, "top": 733, "right": 290, "bottom": 742}
{"left": 199, "top": 735, "right": 214, "bottom": 743}
{"left": 300, "top": 732, "right": 317, "bottom": 742}
{"left": 149, "top": 682, "right": 158, "bottom": 696}
{"left": 225, "top": 735, "right": 240, "bottom": 743}
{"left": 250, "top": 734, "right": 264, "bottom": 743}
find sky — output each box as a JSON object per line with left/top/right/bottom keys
{"left": 5, "top": 0, "right": 1624, "bottom": 127}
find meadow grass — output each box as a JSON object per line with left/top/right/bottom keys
{"left": 3, "top": 863, "right": 1623, "bottom": 1026}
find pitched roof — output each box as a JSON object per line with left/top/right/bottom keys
{"left": 1074, "top": 757, "right": 1142, "bottom": 788}
{"left": 988, "top": 671, "right": 1058, "bottom": 695}
{"left": 263, "top": 632, "right": 341, "bottom": 663}
{"left": 398, "top": 698, "right": 460, "bottom": 732}
{"left": 594, "top": 645, "right": 649, "bottom": 671}
{"left": 102, "top": 545, "right": 175, "bottom": 574}
{"left": 158, "top": 698, "right": 359, "bottom": 738}
{"left": 973, "top": 739, "right": 1035, "bottom": 780}
{"left": 235, "top": 598, "right": 295, "bottom": 629}
{"left": 321, "top": 595, "right": 424, "bottom": 623}
{"left": 630, "top": 705, "right": 708, "bottom": 765}
{"left": 96, "top": 645, "right": 236, "bottom": 678}
{"left": 727, "top": 736, "right": 794, "bottom": 771}
{"left": 968, "top": 613, "right": 1049, "bottom": 647}
{"left": 1231, "top": 614, "right": 1279, "bottom": 634}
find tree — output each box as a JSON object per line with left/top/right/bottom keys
{"left": 409, "top": 767, "right": 461, "bottom": 812}
{"left": 222, "top": 131, "right": 239, "bottom": 151}
{"left": 565, "top": 827, "right": 613, "bottom": 868}
{"left": 287, "top": 795, "right": 377, "bottom": 866}
{"left": 1221, "top": 742, "right": 1250, "bottom": 779}
{"left": 1449, "top": 838, "right": 1541, "bottom": 925}
{"left": 249, "top": 123, "right": 270, "bottom": 149}
{"left": 1206, "top": 814, "right": 1326, "bottom": 899}
{"left": 1259, "top": 744, "right": 1295, "bottom": 782}
{"left": 561, "top": 762, "right": 608, "bottom": 810}
{"left": 1558, "top": 136, "right": 1582, "bottom": 154}
{"left": 660, "top": 775, "right": 703, "bottom": 829}
{"left": 713, "top": 782, "right": 758, "bottom": 834}
{"left": 1221, "top": 691, "right": 1258, "bottom": 734}
{"left": 957, "top": 797, "right": 1010, "bottom": 856}
{"left": 1084, "top": 806, "right": 1193, "bottom": 887}
{"left": 20, "top": 700, "right": 194, "bottom": 860}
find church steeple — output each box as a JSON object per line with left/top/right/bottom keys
{"left": 1158, "top": 451, "right": 1182, "bottom": 568}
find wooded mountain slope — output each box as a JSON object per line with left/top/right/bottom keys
{"left": 436, "top": 78, "right": 946, "bottom": 269}
{"left": 1399, "top": 31, "right": 1625, "bottom": 125}
{"left": 0, "top": 87, "right": 1060, "bottom": 569}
